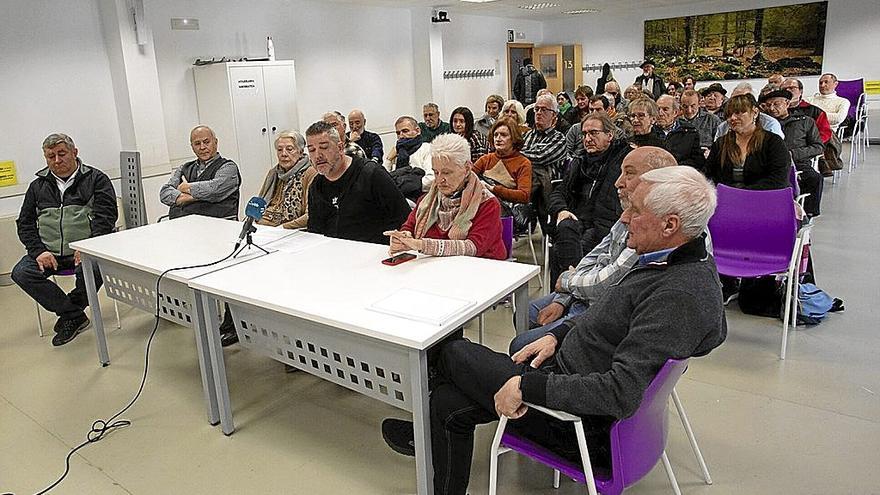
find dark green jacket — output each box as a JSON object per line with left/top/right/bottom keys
{"left": 16, "top": 161, "right": 117, "bottom": 258}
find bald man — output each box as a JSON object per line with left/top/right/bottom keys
{"left": 347, "top": 109, "right": 384, "bottom": 162}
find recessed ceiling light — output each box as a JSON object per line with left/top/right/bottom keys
{"left": 562, "top": 8, "right": 600, "bottom": 14}
{"left": 519, "top": 2, "right": 559, "bottom": 10}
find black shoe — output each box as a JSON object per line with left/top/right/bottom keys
{"left": 382, "top": 418, "right": 415, "bottom": 457}
{"left": 721, "top": 279, "right": 740, "bottom": 306}
{"left": 52, "top": 315, "right": 90, "bottom": 346}
{"left": 220, "top": 328, "right": 239, "bottom": 347}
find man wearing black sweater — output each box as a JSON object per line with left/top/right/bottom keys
{"left": 306, "top": 121, "right": 410, "bottom": 244}
{"left": 382, "top": 166, "right": 727, "bottom": 495}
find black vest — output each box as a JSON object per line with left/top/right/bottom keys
{"left": 168, "top": 156, "right": 241, "bottom": 220}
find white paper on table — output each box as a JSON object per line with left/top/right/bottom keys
{"left": 367, "top": 288, "right": 476, "bottom": 326}
{"left": 270, "top": 230, "right": 330, "bottom": 254}
{"left": 250, "top": 225, "right": 299, "bottom": 246}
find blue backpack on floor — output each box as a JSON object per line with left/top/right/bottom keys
{"left": 789, "top": 283, "right": 844, "bottom": 326}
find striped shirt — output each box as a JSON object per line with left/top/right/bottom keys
{"left": 521, "top": 127, "right": 568, "bottom": 179}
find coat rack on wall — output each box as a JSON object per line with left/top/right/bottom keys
{"left": 582, "top": 60, "right": 644, "bottom": 71}
{"left": 443, "top": 68, "right": 495, "bottom": 80}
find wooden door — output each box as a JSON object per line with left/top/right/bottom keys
{"left": 506, "top": 43, "right": 533, "bottom": 99}
{"left": 533, "top": 45, "right": 563, "bottom": 94}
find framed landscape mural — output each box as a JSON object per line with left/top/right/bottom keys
{"left": 645, "top": 1, "right": 827, "bottom": 82}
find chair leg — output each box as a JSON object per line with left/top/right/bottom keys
{"left": 553, "top": 469, "right": 560, "bottom": 489}
{"left": 478, "top": 314, "right": 485, "bottom": 344}
{"left": 488, "top": 416, "right": 509, "bottom": 495}
{"left": 661, "top": 451, "right": 683, "bottom": 495}
{"left": 572, "top": 421, "right": 599, "bottom": 495}
{"left": 526, "top": 223, "right": 543, "bottom": 289}
{"left": 36, "top": 300, "right": 44, "bottom": 337}
{"left": 543, "top": 235, "right": 551, "bottom": 294}
{"left": 671, "top": 388, "right": 712, "bottom": 485}
{"left": 113, "top": 300, "right": 121, "bottom": 330}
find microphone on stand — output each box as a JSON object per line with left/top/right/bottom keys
{"left": 235, "top": 196, "right": 268, "bottom": 248}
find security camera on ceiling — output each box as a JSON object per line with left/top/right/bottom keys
{"left": 431, "top": 10, "right": 450, "bottom": 23}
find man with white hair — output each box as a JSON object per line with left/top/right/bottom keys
{"left": 305, "top": 121, "right": 410, "bottom": 244}
{"left": 323, "top": 111, "right": 366, "bottom": 160}
{"left": 347, "top": 109, "right": 384, "bottom": 162}
{"left": 655, "top": 95, "right": 705, "bottom": 170}
{"left": 381, "top": 166, "right": 727, "bottom": 495}
{"left": 521, "top": 93, "right": 568, "bottom": 235}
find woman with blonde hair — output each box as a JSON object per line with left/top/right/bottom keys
{"left": 501, "top": 99, "right": 530, "bottom": 135}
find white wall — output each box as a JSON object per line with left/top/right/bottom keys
{"left": 146, "top": 0, "right": 419, "bottom": 162}
{"left": 0, "top": 0, "right": 122, "bottom": 217}
{"left": 440, "top": 14, "right": 543, "bottom": 117}
{"left": 543, "top": 0, "right": 880, "bottom": 110}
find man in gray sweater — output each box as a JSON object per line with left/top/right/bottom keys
{"left": 382, "top": 166, "right": 727, "bottom": 495}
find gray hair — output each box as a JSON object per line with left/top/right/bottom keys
{"left": 423, "top": 102, "right": 440, "bottom": 112}
{"left": 629, "top": 97, "right": 659, "bottom": 117}
{"left": 274, "top": 130, "right": 306, "bottom": 150}
{"left": 430, "top": 133, "right": 471, "bottom": 168}
{"left": 395, "top": 115, "right": 419, "bottom": 128}
{"left": 657, "top": 94, "right": 680, "bottom": 111}
{"left": 639, "top": 166, "right": 717, "bottom": 239}
{"left": 42, "top": 133, "right": 75, "bottom": 151}
{"left": 536, "top": 93, "right": 558, "bottom": 112}
{"left": 501, "top": 100, "right": 526, "bottom": 124}
{"left": 322, "top": 111, "right": 344, "bottom": 124}
{"left": 731, "top": 82, "right": 754, "bottom": 97}
{"left": 305, "top": 121, "right": 340, "bottom": 144}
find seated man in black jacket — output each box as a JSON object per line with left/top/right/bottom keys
{"left": 306, "top": 121, "right": 411, "bottom": 244}
{"left": 381, "top": 166, "right": 727, "bottom": 495}
{"left": 13, "top": 133, "right": 118, "bottom": 346}
{"left": 656, "top": 95, "right": 706, "bottom": 170}
{"left": 347, "top": 109, "right": 384, "bottom": 163}
{"left": 762, "top": 88, "right": 825, "bottom": 217}
{"left": 549, "top": 113, "right": 631, "bottom": 285}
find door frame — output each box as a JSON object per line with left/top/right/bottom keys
{"left": 506, "top": 43, "right": 534, "bottom": 99}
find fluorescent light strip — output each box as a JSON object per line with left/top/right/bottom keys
{"left": 562, "top": 8, "right": 600, "bottom": 14}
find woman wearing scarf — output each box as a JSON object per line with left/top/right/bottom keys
{"left": 556, "top": 91, "right": 573, "bottom": 116}
{"left": 385, "top": 133, "right": 506, "bottom": 260}
{"left": 256, "top": 130, "right": 317, "bottom": 228}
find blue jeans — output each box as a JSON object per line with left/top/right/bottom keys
{"left": 508, "top": 292, "right": 589, "bottom": 354}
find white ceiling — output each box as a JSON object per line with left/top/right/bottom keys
{"left": 326, "top": 0, "right": 711, "bottom": 20}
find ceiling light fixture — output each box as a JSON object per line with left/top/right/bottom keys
{"left": 561, "top": 8, "right": 600, "bottom": 14}
{"left": 518, "top": 2, "right": 559, "bottom": 10}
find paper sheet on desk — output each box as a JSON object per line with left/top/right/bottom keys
{"left": 269, "top": 230, "right": 330, "bottom": 254}
{"left": 368, "top": 288, "right": 475, "bottom": 326}
{"left": 250, "top": 225, "right": 298, "bottom": 245}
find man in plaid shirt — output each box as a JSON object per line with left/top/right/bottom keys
{"left": 510, "top": 146, "right": 677, "bottom": 353}
{"left": 521, "top": 93, "right": 568, "bottom": 236}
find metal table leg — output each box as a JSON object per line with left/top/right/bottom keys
{"left": 81, "top": 255, "right": 109, "bottom": 366}
{"left": 409, "top": 349, "right": 434, "bottom": 495}
{"left": 198, "top": 290, "right": 235, "bottom": 435}
{"left": 191, "top": 289, "right": 220, "bottom": 426}
{"left": 513, "top": 282, "right": 529, "bottom": 335}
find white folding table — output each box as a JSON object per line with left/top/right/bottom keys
{"left": 69, "top": 215, "right": 289, "bottom": 425}
{"left": 189, "top": 235, "right": 538, "bottom": 495}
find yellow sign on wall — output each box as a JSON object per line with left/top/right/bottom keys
{"left": 864, "top": 81, "right": 880, "bottom": 95}
{"left": 0, "top": 161, "right": 17, "bottom": 187}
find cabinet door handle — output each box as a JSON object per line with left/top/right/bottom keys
{"left": 261, "top": 127, "right": 267, "bottom": 134}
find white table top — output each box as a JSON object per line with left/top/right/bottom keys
{"left": 70, "top": 216, "right": 292, "bottom": 283}
{"left": 189, "top": 236, "right": 539, "bottom": 349}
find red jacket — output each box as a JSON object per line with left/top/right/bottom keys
{"left": 401, "top": 195, "right": 507, "bottom": 260}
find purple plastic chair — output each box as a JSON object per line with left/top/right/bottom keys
{"left": 489, "top": 359, "right": 712, "bottom": 495}
{"left": 501, "top": 216, "right": 514, "bottom": 260}
{"left": 708, "top": 184, "right": 808, "bottom": 359}
{"left": 836, "top": 78, "right": 864, "bottom": 121}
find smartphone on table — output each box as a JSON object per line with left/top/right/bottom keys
{"left": 381, "top": 252, "right": 417, "bottom": 266}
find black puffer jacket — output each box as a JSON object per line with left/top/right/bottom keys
{"left": 664, "top": 120, "right": 706, "bottom": 171}
{"left": 548, "top": 139, "right": 631, "bottom": 244}
{"left": 778, "top": 114, "right": 824, "bottom": 170}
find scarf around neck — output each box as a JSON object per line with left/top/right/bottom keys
{"left": 396, "top": 135, "right": 424, "bottom": 170}
{"left": 413, "top": 171, "right": 488, "bottom": 240}
{"left": 259, "top": 155, "right": 311, "bottom": 200}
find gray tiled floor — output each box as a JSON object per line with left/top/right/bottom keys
{"left": 1, "top": 147, "right": 878, "bottom": 494}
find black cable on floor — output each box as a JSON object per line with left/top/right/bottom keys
{"left": 20, "top": 244, "right": 245, "bottom": 495}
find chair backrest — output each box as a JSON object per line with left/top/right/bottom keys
{"left": 788, "top": 164, "right": 800, "bottom": 197}
{"left": 500, "top": 216, "right": 514, "bottom": 259}
{"left": 708, "top": 185, "right": 798, "bottom": 276}
{"left": 609, "top": 358, "right": 690, "bottom": 490}
{"left": 836, "top": 79, "right": 864, "bottom": 120}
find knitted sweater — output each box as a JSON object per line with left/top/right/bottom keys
{"left": 520, "top": 236, "right": 727, "bottom": 419}
{"left": 471, "top": 152, "right": 532, "bottom": 204}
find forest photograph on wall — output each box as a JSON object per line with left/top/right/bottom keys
{"left": 644, "top": 1, "right": 827, "bottom": 82}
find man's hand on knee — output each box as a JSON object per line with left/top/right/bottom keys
{"left": 556, "top": 210, "right": 578, "bottom": 225}
{"left": 511, "top": 334, "right": 558, "bottom": 369}
{"left": 35, "top": 251, "right": 58, "bottom": 272}
{"left": 494, "top": 376, "right": 528, "bottom": 419}
{"left": 536, "top": 302, "right": 565, "bottom": 325}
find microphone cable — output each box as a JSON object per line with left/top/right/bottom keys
{"left": 15, "top": 244, "right": 247, "bottom": 495}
